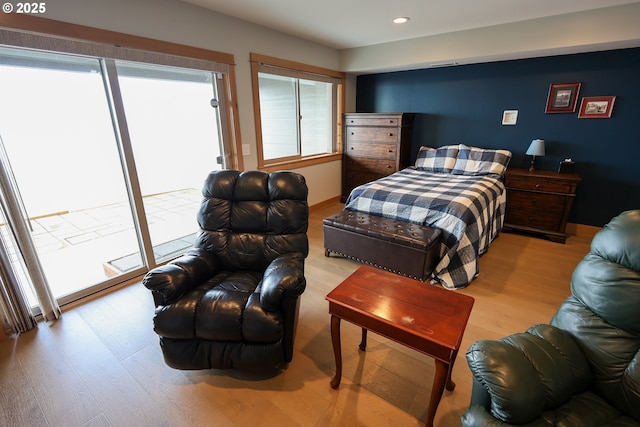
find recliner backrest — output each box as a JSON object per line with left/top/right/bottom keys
{"left": 551, "top": 209, "right": 640, "bottom": 422}
{"left": 194, "top": 169, "right": 309, "bottom": 271}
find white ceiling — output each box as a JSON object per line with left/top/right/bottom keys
{"left": 183, "top": 0, "right": 640, "bottom": 50}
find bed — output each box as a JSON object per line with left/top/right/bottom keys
{"left": 343, "top": 144, "right": 511, "bottom": 289}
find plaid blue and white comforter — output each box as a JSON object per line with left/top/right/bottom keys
{"left": 344, "top": 168, "right": 506, "bottom": 289}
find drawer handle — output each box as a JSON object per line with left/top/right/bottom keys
{"left": 388, "top": 133, "right": 394, "bottom": 136}
{"left": 351, "top": 132, "right": 355, "bottom": 135}
{"left": 350, "top": 147, "right": 354, "bottom": 150}
{"left": 535, "top": 183, "right": 541, "bottom": 189}
{"left": 386, "top": 165, "right": 392, "bottom": 168}
{"left": 532, "top": 198, "right": 537, "bottom": 205}
{"left": 387, "top": 149, "right": 394, "bottom": 153}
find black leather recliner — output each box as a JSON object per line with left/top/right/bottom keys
{"left": 143, "top": 170, "right": 309, "bottom": 372}
{"left": 462, "top": 210, "right": 640, "bottom": 426}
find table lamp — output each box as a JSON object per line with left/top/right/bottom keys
{"left": 526, "top": 139, "right": 545, "bottom": 171}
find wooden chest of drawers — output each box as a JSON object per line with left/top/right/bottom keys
{"left": 342, "top": 113, "right": 415, "bottom": 201}
{"left": 503, "top": 168, "right": 581, "bottom": 243}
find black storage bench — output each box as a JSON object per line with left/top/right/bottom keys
{"left": 323, "top": 210, "right": 442, "bottom": 281}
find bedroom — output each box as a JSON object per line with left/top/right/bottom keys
{"left": 1, "top": 0, "right": 639, "bottom": 426}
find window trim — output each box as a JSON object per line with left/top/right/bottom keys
{"left": 250, "top": 52, "right": 345, "bottom": 171}
{"left": 0, "top": 13, "right": 244, "bottom": 170}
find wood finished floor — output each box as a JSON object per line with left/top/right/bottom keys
{"left": 0, "top": 202, "right": 597, "bottom": 427}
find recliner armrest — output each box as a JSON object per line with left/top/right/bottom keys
{"left": 143, "top": 249, "right": 218, "bottom": 306}
{"left": 464, "top": 324, "right": 591, "bottom": 425}
{"left": 259, "top": 252, "right": 306, "bottom": 311}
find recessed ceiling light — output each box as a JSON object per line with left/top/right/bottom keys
{"left": 393, "top": 17, "right": 410, "bottom": 24}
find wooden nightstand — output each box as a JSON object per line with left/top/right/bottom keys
{"left": 503, "top": 168, "right": 581, "bottom": 243}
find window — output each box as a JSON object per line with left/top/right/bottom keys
{"left": 251, "top": 53, "right": 345, "bottom": 170}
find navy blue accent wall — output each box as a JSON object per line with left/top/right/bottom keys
{"left": 356, "top": 47, "right": 640, "bottom": 227}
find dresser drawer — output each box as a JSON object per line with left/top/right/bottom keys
{"left": 345, "top": 140, "right": 397, "bottom": 160}
{"left": 344, "top": 116, "right": 402, "bottom": 127}
{"left": 506, "top": 209, "right": 562, "bottom": 231}
{"left": 506, "top": 176, "right": 575, "bottom": 194}
{"left": 344, "top": 170, "right": 387, "bottom": 193}
{"left": 507, "top": 191, "right": 565, "bottom": 214}
{"left": 345, "top": 127, "right": 400, "bottom": 144}
{"left": 345, "top": 157, "right": 395, "bottom": 175}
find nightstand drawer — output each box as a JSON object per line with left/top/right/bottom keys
{"left": 506, "top": 176, "right": 575, "bottom": 194}
{"left": 505, "top": 209, "right": 562, "bottom": 231}
{"left": 507, "top": 191, "right": 565, "bottom": 213}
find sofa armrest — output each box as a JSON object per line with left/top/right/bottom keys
{"left": 143, "top": 248, "right": 218, "bottom": 306}
{"left": 465, "top": 324, "right": 591, "bottom": 425}
{"left": 259, "top": 252, "right": 306, "bottom": 311}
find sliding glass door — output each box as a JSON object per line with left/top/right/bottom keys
{"left": 0, "top": 46, "right": 227, "bottom": 305}
{"left": 115, "top": 61, "right": 224, "bottom": 266}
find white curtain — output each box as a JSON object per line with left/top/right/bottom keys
{"left": 0, "top": 214, "right": 37, "bottom": 334}
{"left": 0, "top": 135, "right": 60, "bottom": 333}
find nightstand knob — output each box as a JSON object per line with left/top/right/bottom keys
{"left": 532, "top": 198, "right": 537, "bottom": 205}
{"left": 535, "top": 183, "right": 541, "bottom": 189}
{"left": 388, "top": 133, "right": 394, "bottom": 136}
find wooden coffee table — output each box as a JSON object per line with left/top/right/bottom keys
{"left": 326, "top": 266, "right": 474, "bottom": 427}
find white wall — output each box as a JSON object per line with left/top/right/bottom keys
{"left": 340, "top": 3, "right": 640, "bottom": 73}
{"left": 40, "top": 0, "right": 346, "bottom": 206}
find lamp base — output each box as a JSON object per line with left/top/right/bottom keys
{"left": 528, "top": 156, "right": 536, "bottom": 171}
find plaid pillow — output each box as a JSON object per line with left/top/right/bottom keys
{"left": 451, "top": 144, "right": 512, "bottom": 176}
{"left": 414, "top": 145, "right": 459, "bottom": 173}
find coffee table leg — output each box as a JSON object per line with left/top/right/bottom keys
{"left": 359, "top": 328, "right": 367, "bottom": 351}
{"left": 446, "top": 350, "right": 458, "bottom": 391}
{"left": 425, "top": 359, "right": 450, "bottom": 427}
{"left": 330, "top": 315, "right": 342, "bottom": 389}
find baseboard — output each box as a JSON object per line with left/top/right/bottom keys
{"left": 309, "top": 196, "right": 341, "bottom": 212}
{"left": 566, "top": 222, "right": 601, "bottom": 238}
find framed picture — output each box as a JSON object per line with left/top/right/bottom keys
{"left": 545, "top": 82, "right": 581, "bottom": 113}
{"left": 502, "top": 110, "right": 518, "bottom": 125}
{"left": 578, "top": 96, "right": 616, "bottom": 118}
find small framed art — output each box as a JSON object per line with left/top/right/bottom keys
{"left": 545, "top": 82, "right": 581, "bottom": 113}
{"left": 502, "top": 110, "right": 518, "bottom": 125}
{"left": 578, "top": 96, "right": 616, "bottom": 118}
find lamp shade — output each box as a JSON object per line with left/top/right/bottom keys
{"left": 526, "top": 139, "right": 545, "bottom": 157}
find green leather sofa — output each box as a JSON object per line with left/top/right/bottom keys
{"left": 461, "top": 210, "right": 640, "bottom": 426}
